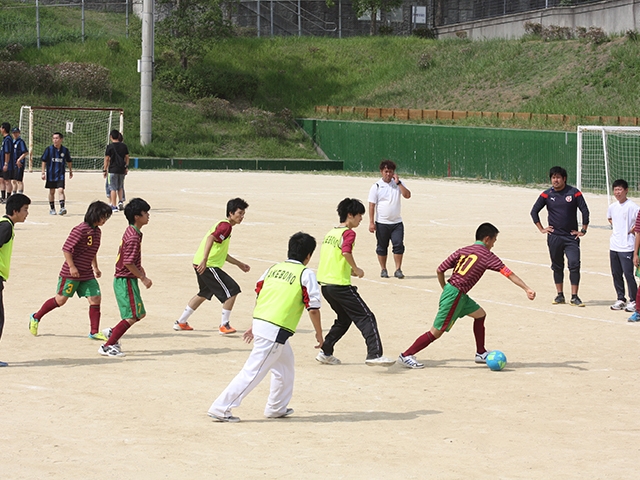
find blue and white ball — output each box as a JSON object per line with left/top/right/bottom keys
{"left": 486, "top": 350, "right": 507, "bottom": 371}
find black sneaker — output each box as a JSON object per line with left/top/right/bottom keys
{"left": 570, "top": 295, "right": 585, "bottom": 307}
{"left": 553, "top": 293, "right": 565, "bottom": 304}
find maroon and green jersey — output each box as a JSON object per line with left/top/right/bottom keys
{"left": 59, "top": 222, "right": 101, "bottom": 281}
{"left": 115, "top": 225, "right": 143, "bottom": 279}
{"left": 438, "top": 241, "right": 512, "bottom": 294}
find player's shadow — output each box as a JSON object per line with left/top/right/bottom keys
{"left": 422, "top": 358, "right": 589, "bottom": 371}
{"left": 586, "top": 299, "right": 628, "bottom": 307}
{"left": 7, "top": 347, "right": 239, "bottom": 368}
{"left": 399, "top": 274, "right": 438, "bottom": 280}
{"left": 247, "top": 409, "right": 440, "bottom": 423}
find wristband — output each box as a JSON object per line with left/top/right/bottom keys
{"left": 396, "top": 181, "right": 402, "bottom": 186}
{"left": 580, "top": 228, "right": 587, "bottom": 235}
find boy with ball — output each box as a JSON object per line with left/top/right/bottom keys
{"left": 397, "top": 222, "right": 536, "bottom": 369}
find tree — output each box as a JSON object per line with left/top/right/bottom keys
{"left": 327, "top": 0, "right": 403, "bottom": 35}
{"left": 156, "top": 0, "right": 233, "bottom": 70}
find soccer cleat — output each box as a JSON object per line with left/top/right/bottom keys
{"left": 208, "top": 412, "right": 240, "bottom": 423}
{"left": 552, "top": 293, "right": 565, "bottom": 304}
{"left": 173, "top": 321, "right": 194, "bottom": 331}
{"left": 266, "top": 408, "right": 294, "bottom": 419}
{"left": 397, "top": 353, "right": 424, "bottom": 369}
{"left": 49, "top": 209, "right": 56, "bottom": 215}
{"left": 610, "top": 299, "right": 626, "bottom": 311}
{"left": 111, "top": 206, "right": 119, "bottom": 213}
{"left": 570, "top": 295, "right": 585, "bottom": 307}
{"left": 315, "top": 352, "right": 341, "bottom": 365}
{"left": 0, "top": 360, "right": 7, "bottom": 367}
{"left": 628, "top": 311, "right": 640, "bottom": 322}
{"left": 98, "top": 344, "right": 125, "bottom": 357}
{"left": 625, "top": 301, "right": 636, "bottom": 312}
{"left": 29, "top": 313, "right": 39, "bottom": 336}
{"left": 58, "top": 207, "right": 67, "bottom": 216}
{"left": 394, "top": 269, "right": 405, "bottom": 279}
{"left": 219, "top": 323, "right": 237, "bottom": 335}
{"left": 118, "top": 201, "right": 124, "bottom": 211}
{"left": 380, "top": 268, "right": 389, "bottom": 278}
{"left": 365, "top": 356, "right": 395, "bottom": 367}
{"left": 475, "top": 351, "right": 489, "bottom": 363}
{"left": 88, "top": 332, "right": 108, "bottom": 341}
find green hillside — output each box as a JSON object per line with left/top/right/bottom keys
{"left": 2, "top": 5, "right": 640, "bottom": 159}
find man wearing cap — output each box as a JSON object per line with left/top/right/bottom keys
{"left": 11, "top": 128, "right": 27, "bottom": 194}
{"left": 0, "top": 123, "right": 13, "bottom": 204}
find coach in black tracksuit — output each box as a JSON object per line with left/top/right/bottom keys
{"left": 531, "top": 166, "right": 590, "bottom": 307}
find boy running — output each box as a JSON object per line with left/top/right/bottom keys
{"left": 315, "top": 197, "right": 394, "bottom": 367}
{"left": 208, "top": 232, "right": 323, "bottom": 422}
{"left": 397, "top": 223, "right": 536, "bottom": 369}
{"left": 174, "top": 197, "right": 250, "bottom": 334}
{"left": 29, "top": 201, "right": 114, "bottom": 339}
{"left": 99, "top": 198, "right": 152, "bottom": 357}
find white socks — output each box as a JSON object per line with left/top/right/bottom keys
{"left": 221, "top": 309, "right": 231, "bottom": 326}
{"left": 178, "top": 306, "right": 195, "bottom": 324}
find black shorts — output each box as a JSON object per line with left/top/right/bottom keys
{"left": 195, "top": 266, "right": 241, "bottom": 303}
{"left": 45, "top": 179, "right": 65, "bottom": 189}
{"left": 14, "top": 167, "right": 24, "bottom": 182}
{"left": 2, "top": 170, "right": 13, "bottom": 181}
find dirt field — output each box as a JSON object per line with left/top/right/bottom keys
{"left": 1, "top": 170, "right": 638, "bottom": 479}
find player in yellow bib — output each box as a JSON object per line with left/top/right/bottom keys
{"left": 208, "top": 232, "right": 323, "bottom": 422}
{"left": 174, "top": 198, "right": 250, "bottom": 334}
{"left": 315, "top": 198, "right": 395, "bottom": 367}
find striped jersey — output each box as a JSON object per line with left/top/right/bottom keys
{"left": 13, "top": 137, "right": 27, "bottom": 166}
{"left": 2, "top": 135, "right": 12, "bottom": 171}
{"left": 115, "top": 225, "right": 143, "bottom": 278}
{"left": 41, "top": 144, "right": 72, "bottom": 182}
{"left": 59, "top": 222, "right": 102, "bottom": 281}
{"left": 438, "top": 241, "right": 512, "bottom": 294}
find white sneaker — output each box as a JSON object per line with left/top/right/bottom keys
{"left": 365, "top": 356, "right": 395, "bottom": 367}
{"left": 266, "top": 408, "right": 294, "bottom": 419}
{"left": 475, "top": 351, "right": 489, "bottom": 363}
{"left": 315, "top": 352, "right": 341, "bottom": 365}
{"left": 208, "top": 412, "right": 240, "bottom": 423}
{"left": 98, "top": 344, "right": 125, "bottom": 357}
{"left": 625, "top": 301, "right": 636, "bottom": 312}
{"left": 611, "top": 299, "right": 626, "bottom": 310}
{"left": 397, "top": 354, "right": 424, "bottom": 369}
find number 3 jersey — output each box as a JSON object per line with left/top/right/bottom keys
{"left": 59, "top": 222, "right": 102, "bottom": 281}
{"left": 438, "top": 241, "right": 512, "bottom": 294}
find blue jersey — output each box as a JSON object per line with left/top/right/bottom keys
{"left": 13, "top": 137, "right": 27, "bottom": 170}
{"left": 1, "top": 135, "right": 12, "bottom": 171}
{"left": 41, "top": 144, "right": 72, "bottom": 182}
{"left": 530, "top": 184, "right": 590, "bottom": 237}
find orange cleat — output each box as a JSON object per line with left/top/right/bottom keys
{"left": 219, "top": 323, "right": 237, "bottom": 335}
{"left": 173, "top": 321, "right": 194, "bottom": 331}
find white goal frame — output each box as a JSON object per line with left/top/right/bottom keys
{"left": 576, "top": 125, "right": 640, "bottom": 205}
{"left": 19, "top": 106, "right": 124, "bottom": 171}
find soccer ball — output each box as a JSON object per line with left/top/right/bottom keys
{"left": 486, "top": 350, "right": 507, "bottom": 371}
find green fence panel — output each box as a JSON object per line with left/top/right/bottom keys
{"left": 134, "top": 157, "right": 342, "bottom": 171}
{"left": 298, "top": 119, "right": 577, "bottom": 184}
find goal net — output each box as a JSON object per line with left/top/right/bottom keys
{"left": 19, "top": 106, "right": 124, "bottom": 171}
{"left": 577, "top": 126, "right": 640, "bottom": 205}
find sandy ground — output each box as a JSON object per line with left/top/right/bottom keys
{"left": 1, "top": 170, "right": 639, "bottom": 479}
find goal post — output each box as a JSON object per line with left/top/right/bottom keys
{"left": 576, "top": 125, "right": 640, "bottom": 205}
{"left": 19, "top": 106, "right": 124, "bottom": 171}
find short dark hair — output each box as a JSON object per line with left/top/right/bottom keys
{"left": 336, "top": 198, "right": 365, "bottom": 223}
{"left": 110, "top": 129, "right": 121, "bottom": 140}
{"left": 53, "top": 132, "right": 63, "bottom": 139}
{"left": 287, "top": 232, "right": 316, "bottom": 263}
{"left": 1, "top": 123, "right": 10, "bottom": 134}
{"left": 5, "top": 193, "right": 31, "bottom": 216}
{"left": 379, "top": 159, "right": 397, "bottom": 171}
{"left": 124, "top": 198, "right": 151, "bottom": 224}
{"left": 475, "top": 222, "right": 499, "bottom": 241}
{"left": 613, "top": 179, "right": 629, "bottom": 190}
{"left": 549, "top": 166, "right": 567, "bottom": 180}
{"left": 226, "top": 197, "right": 248, "bottom": 217}
{"left": 84, "top": 200, "right": 113, "bottom": 225}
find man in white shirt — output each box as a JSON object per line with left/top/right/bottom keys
{"left": 368, "top": 160, "right": 411, "bottom": 279}
{"left": 607, "top": 179, "right": 639, "bottom": 312}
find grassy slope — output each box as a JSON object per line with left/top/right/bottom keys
{"left": 2, "top": 8, "right": 640, "bottom": 157}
